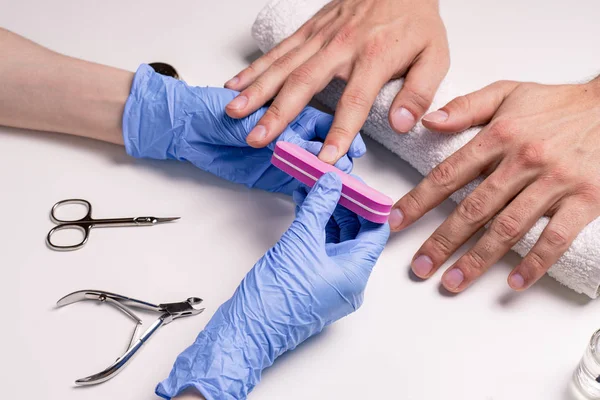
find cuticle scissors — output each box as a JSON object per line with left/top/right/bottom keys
{"left": 46, "top": 199, "right": 180, "bottom": 251}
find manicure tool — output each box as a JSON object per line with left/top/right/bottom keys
{"left": 56, "top": 290, "right": 204, "bottom": 385}
{"left": 271, "top": 141, "right": 393, "bottom": 223}
{"left": 46, "top": 199, "right": 180, "bottom": 251}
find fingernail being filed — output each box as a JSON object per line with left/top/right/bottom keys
{"left": 319, "top": 144, "right": 338, "bottom": 163}
{"left": 423, "top": 110, "right": 448, "bottom": 123}
{"left": 388, "top": 208, "right": 404, "bottom": 230}
{"left": 226, "top": 95, "right": 248, "bottom": 110}
{"left": 391, "top": 107, "right": 415, "bottom": 133}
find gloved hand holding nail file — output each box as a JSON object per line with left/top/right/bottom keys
{"left": 0, "top": 28, "right": 387, "bottom": 400}
{"left": 156, "top": 173, "right": 390, "bottom": 399}
{"left": 272, "top": 141, "right": 393, "bottom": 223}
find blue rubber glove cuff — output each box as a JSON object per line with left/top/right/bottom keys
{"left": 123, "top": 64, "right": 186, "bottom": 160}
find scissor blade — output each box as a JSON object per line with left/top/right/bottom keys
{"left": 155, "top": 217, "right": 180, "bottom": 223}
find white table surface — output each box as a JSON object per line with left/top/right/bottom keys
{"left": 1, "top": 1, "right": 600, "bottom": 399}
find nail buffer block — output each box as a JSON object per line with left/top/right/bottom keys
{"left": 272, "top": 141, "right": 393, "bottom": 223}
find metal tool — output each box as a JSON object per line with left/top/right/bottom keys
{"left": 46, "top": 199, "right": 180, "bottom": 251}
{"left": 57, "top": 289, "right": 204, "bottom": 385}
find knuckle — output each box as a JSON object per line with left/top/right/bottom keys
{"left": 402, "top": 190, "right": 426, "bottom": 217}
{"left": 491, "top": 214, "right": 523, "bottom": 243}
{"left": 327, "top": 125, "right": 355, "bottom": 141}
{"left": 339, "top": 88, "right": 371, "bottom": 111}
{"left": 263, "top": 49, "right": 280, "bottom": 64}
{"left": 464, "top": 249, "right": 487, "bottom": 272}
{"left": 523, "top": 250, "right": 548, "bottom": 277}
{"left": 265, "top": 102, "right": 284, "bottom": 121}
{"left": 457, "top": 193, "right": 489, "bottom": 224}
{"left": 247, "top": 79, "right": 266, "bottom": 97}
{"left": 575, "top": 183, "right": 600, "bottom": 204}
{"left": 289, "top": 65, "right": 314, "bottom": 87}
{"left": 495, "top": 80, "right": 518, "bottom": 90}
{"left": 487, "top": 118, "right": 518, "bottom": 144}
{"left": 428, "top": 160, "right": 458, "bottom": 190}
{"left": 544, "top": 224, "right": 571, "bottom": 250}
{"left": 516, "top": 142, "right": 545, "bottom": 168}
{"left": 429, "top": 232, "right": 454, "bottom": 256}
{"left": 246, "top": 62, "right": 259, "bottom": 76}
{"left": 272, "top": 51, "right": 296, "bottom": 72}
{"left": 332, "top": 25, "right": 355, "bottom": 47}
{"left": 402, "top": 86, "right": 433, "bottom": 115}
{"left": 447, "top": 95, "right": 471, "bottom": 114}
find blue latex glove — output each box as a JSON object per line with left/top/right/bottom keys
{"left": 122, "top": 65, "right": 366, "bottom": 194}
{"left": 155, "top": 173, "right": 390, "bottom": 399}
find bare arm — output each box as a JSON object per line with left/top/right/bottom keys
{"left": 0, "top": 28, "right": 205, "bottom": 399}
{"left": 0, "top": 28, "right": 133, "bottom": 144}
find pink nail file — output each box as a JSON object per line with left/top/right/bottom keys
{"left": 272, "top": 141, "right": 393, "bottom": 224}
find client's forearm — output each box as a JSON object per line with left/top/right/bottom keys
{"left": 0, "top": 28, "right": 132, "bottom": 144}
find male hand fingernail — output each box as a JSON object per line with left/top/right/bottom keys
{"left": 224, "top": 76, "right": 240, "bottom": 88}
{"left": 391, "top": 107, "right": 415, "bottom": 133}
{"left": 412, "top": 255, "right": 433, "bottom": 277}
{"left": 248, "top": 125, "right": 267, "bottom": 142}
{"left": 423, "top": 110, "right": 449, "bottom": 123}
{"left": 443, "top": 268, "right": 464, "bottom": 290}
{"left": 319, "top": 144, "right": 338, "bottom": 163}
{"left": 509, "top": 273, "right": 525, "bottom": 290}
{"left": 388, "top": 208, "right": 404, "bottom": 230}
{"left": 226, "top": 95, "right": 248, "bottom": 110}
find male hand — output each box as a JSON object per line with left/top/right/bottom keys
{"left": 390, "top": 79, "right": 600, "bottom": 292}
{"left": 224, "top": 0, "right": 449, "bottom": 163}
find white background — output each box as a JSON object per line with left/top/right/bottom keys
{"left": 1, "top": 0, "right": 600, "bottom": 399}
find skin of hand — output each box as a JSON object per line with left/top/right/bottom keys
{"left": 223, "top": 0, "right": 449, "bottom": 164}
{"left": 389, "top": 78, "right": 600, "bottom": 293}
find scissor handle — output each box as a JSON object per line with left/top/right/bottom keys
{"left": 46, "top": 223, "right": 92, "bottom": 251}
{"left": 50, "top": 199, "right": 93, "bottom": 223}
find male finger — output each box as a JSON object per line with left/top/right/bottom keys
{"left": 318, "top": 64, "right": 388, "bottom": 164}
{"left": 389, "top": 46, "right": 449, "bottom": 133}
{"left": 422, "top": 80, "right": 519, "bottom": 133}
{"left": 440, "top": 181, "right": 561, "bottom": 292}
{"left": 509, "top": 197, "right": 598, "bottom": 290}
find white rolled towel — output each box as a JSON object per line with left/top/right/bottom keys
{"left": 251, "top": 0, "right": 600, "bottom": 298}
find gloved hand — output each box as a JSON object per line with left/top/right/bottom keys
{"left": 155, "top": 173, "right": 390, "bottom": 399}
{"left": 123, "top": 65, "right": 366, "bottom": 194}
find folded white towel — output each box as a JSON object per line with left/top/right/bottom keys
{"left": 251, "top": 0, "right": 600, "bottom": 298}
